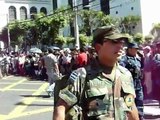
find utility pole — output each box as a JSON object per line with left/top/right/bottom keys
{"left": 73, "top": 0, "right": 80, "bottom": 49}
{"left": 6, "top": 14, "right": 11, "bottom": 52}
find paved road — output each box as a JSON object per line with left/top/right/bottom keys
{"left": 0, "top": 76, "right": 53, "bottom": 120}
{"left": 144, "top": 100, "right": 160, "bottom": 120}
{"left": 1, "top": 75, "right": 160, "bottom": 120}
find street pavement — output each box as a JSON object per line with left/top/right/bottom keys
{"left": 0, "top": 75, "right": 160, "bottom": 120}
{"left": 0, "top": 75, "right": 53, "bottom": 120}
{"left": 144, "top": 100, "right": 160, "bottom": 120}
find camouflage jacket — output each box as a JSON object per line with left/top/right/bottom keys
{"left": 59, "top": 64, "right": 135, "bottom": 120}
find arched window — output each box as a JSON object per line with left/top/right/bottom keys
{"left": 40, "top": 7, "right": 47, "bottom": 15}
{"left": 30, "top": 6, "right": 37, "bottom": 19}
{"left": 9, "top": 6, "right": 17, "bottom": 21}
{"left": 20, "top": 6, "right": 27, "bottom": 20}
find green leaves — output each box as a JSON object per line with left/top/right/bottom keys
{"left": 5, "top": 7, "right": 72, "bottom": 47}
{"left": 3, "top": 7, "right": 142, "bottom": 47}
{"left": 120, "top": 15, "right": 141, "bottom": 34}
{"left": 79, "top": 34, "right": 92, "bottom": 46}
{"left": 79, "top": 10, "right": 119, "bottom": 34}
{"left": 133, "top": 33, "right": 144, "bottom": 44}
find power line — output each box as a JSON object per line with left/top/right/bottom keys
{"left": 8, "top": 0, "right": 135, "bottom": 25}
{"left": 8, "top": 0, "right": 96, "bottom": 24}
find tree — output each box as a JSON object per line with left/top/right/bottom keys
{"left": 66, "top": 36, "right": 74, "bottom": 45}
{"left": 5, "top": 7, "right": 72, "bottom": 48}
{"left": 144, "top": 35, "right": 154, "bottom": 44}
{"left": 133, "top": 33, "right": 144, "bottom": 44}
{"left": 54, "top": 35, "right": 66, "bottom": 48}
{"left": 79, "top": 34, "right": 92, "bottom": 46}
{"left": 79, "top": 10, "right": 118, "bottom": 35}
{"left": 0, "top": 27, "right": 8, "bottom": 47}
{"left": 120, "top": 15, "right": 141, "bottom": 35}
{"left": 8, "top": 21, "right": 25, "bottom": 46}
{"left": 150, "top": 23, "right": 160, "bottom": 43}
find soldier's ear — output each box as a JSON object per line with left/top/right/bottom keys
{"left": 94, "top": 44, "right": 101, "bottom": 52}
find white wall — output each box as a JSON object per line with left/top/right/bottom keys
{"left": 90, "top": 0, "right": 101, "bottom": 11}
{"left": 110, "top": 0, "right": 142, "bottom": 34}
{"left": 140, "top": 0, "right": 160, "bottom": 36}
{"left": 0, "top": 0, "right": 8, "bottom": 31}
{"left": 109, "top": 0, "right": 160, "bottom": 36}
{"left": 57, "top": 0, "right": 68, "bottom": 8}
{"left": 110, "top": 0, "right": 141, "bottom": 17}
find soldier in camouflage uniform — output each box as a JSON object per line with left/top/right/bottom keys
{"left": 53, "top": 26, "right": 139, "bottom": 120}
{"left": 119, "top": 42, "right": 144, "bottom": 120}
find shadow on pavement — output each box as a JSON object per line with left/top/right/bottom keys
{"left": 15, "top": 102, "right": 53, "bottom": 106}
{"left": 144, "top": 115, "right": 160, "bottom": 119}
{"left": 21, "top": 95, "right": 50, "bottom": 98}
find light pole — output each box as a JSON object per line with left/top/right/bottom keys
{"left": 6, "top": 14, "right": 11, "bottom": 52}
{"left": 73, "top": 0, "right": 80, "bottom": 49}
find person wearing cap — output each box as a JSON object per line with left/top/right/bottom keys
{"left": 53, "top": 26, "right": 139, "bottom": 120}
{"left": 119, "top": 42, "right": 144, "bottom": 119}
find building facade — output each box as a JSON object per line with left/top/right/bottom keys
{"left": 1, "top": 0, "right": 160, "bottom": 42}
{"left": 110, "top": 0, "right": 160, "bottom": 36}
{"left": 56, "top": 0, "right": 160, "bottom": 36}
{"left": 0, "top": 0, "right": 53, "bottom": 32}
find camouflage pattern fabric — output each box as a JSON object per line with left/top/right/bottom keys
{"left": 58, "top": 64, "right": 135, "bottom": 120}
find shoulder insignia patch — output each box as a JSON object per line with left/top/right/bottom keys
{"left": 69, "top": 71, "right": 79, "bottom": 83}
{"left": 125, "top": 94, "right": 134, "bottom": 107}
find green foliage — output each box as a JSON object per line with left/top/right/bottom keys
{"left": 79, "top": 10, "right": 118, "bottom": 34}
{"left": 0, "top": 27, "right": 8, "bottom": 44}
{"left": 120, "top": 15, "right": 141, "bottom": 34}
{"left": 55, "top": 35, "right": 66, "bottom": 46}
{"left": 3, "top": 7, "right": 141, "bottom": 48}
{"left": 133, "top": 33, "right": 144, "bottom": 44}
{"left": 153, "top": 23, "right": 160, "bottom": 29}
{"left": 9, "top": 21, "right": 26, "bottom": 46}
{"left": 66, "top": 37, "right": 75, "bottom": 44}
{"left": 5, "top": 7, "right": 72, "bottom": 47}
{"left": 123, "top": 33, "right": 133, "bottom": 43}
{"left": 79, "top": 34, "right": 91, "bottom": 46}
{"left": 144, "top": 35, "right": 154, "bottom": 43}
{"left": 121, "top": 15, "right": 140, "bottom": 25}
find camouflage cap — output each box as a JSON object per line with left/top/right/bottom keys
{"left": 93, "top": 25, "right": 129, "bottom": 45}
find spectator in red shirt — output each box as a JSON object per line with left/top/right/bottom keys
{"left": 77, "top": 47, "right": 88, "bottom": 68}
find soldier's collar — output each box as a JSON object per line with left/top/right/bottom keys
{"left": 99, "top": 63, "right": 120, "bottom": 81}
{"left": 99, "top": 63, "right": 118, "bottom": 74}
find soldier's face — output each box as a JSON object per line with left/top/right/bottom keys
{"left": 95, "top": 39, "right": 124, "bottom": 66}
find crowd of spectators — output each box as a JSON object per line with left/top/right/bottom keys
{"left": 0, "top": 43, "right": 160, "bottom": 102}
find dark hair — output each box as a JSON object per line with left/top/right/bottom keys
{"left": 48, "top": 48, "right": 54, "bottom": 53}
{"left": 43, "top": 48, "right": 48, "bottom": 53}
{"left": 80, "top": 47, "right": 86, "bottom": 52}
{"left": 93, "top": 32, "right": 106, "bottom": 46}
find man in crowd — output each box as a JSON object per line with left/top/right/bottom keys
{"left": 120, "top": 42, "right": 144, "bottom": 120}
{"left": 77, "top": 47, "right": 88, "bottom": 68}
{"left": 53, "top": 26, "right": 139, "bottom": 120}
{"left": 44, "top": 48, "right": 60, "bottom": 96}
